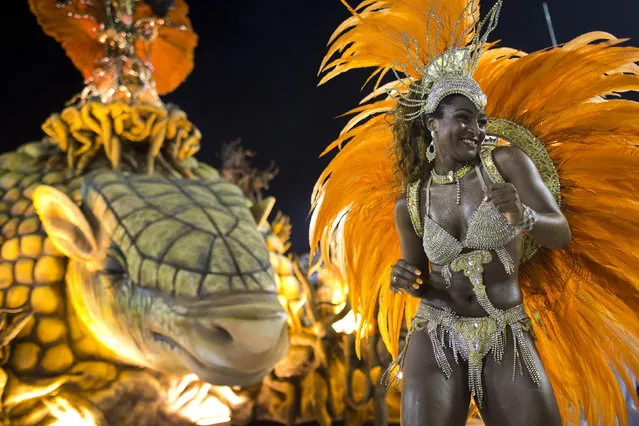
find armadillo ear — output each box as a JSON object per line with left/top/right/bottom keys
{"left": 32, "top": 185, "right": 99, "bottom": 263}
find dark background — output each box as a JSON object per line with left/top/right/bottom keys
{"left": 1, "top": 1, "right": 637, "bottom": 253}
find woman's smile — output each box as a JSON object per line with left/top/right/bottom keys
{"left": 460, "top": 137, "right": 479, "bottom": 150}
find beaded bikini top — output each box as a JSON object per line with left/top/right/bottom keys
{"left": 407, "top": 141, "right": 519, "bottom": 287}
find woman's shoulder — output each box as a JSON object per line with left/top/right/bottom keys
{"left": 489, "top": 144, "right": 536, "bottom": 181}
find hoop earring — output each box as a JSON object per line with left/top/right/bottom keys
{"left": 426, "top": 131, "right": 437, "bottom": 163}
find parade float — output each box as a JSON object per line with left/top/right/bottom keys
{"left": 0, "top": 1, "right": 407, "bottom": 425}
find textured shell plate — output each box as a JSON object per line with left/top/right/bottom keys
{"left": 83, "top": 170, "right": 276, "bottom": 298}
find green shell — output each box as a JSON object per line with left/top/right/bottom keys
{"left": 84, "top": 170, "right": 276, "bottom": 297}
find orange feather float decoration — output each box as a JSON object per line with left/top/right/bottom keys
{"left": 28, "top": 0, "right": 197, "bottom": 95}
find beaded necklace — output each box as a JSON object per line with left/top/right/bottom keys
{"left": 430, "top": 163, "right": 473, "bottom": 204}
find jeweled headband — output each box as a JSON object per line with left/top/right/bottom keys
{"left": 389, "top": 0, "right": 502, "bottom": 121}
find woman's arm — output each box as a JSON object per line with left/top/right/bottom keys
{"left": 490, "top": 146, "right": 571, "bottom": 249}
{"left": 391, "top": 196, "right": 429, "bottom": 296}
{"left": 395, "top": 196, "right": 429, "bottom": 267}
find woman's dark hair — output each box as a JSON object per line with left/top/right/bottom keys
{"left": 391, "top": 92, "right": 455, "bottom": 188}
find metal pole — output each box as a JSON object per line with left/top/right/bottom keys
{"left": 542, "top": 2, "right": 558, "bottom": 47}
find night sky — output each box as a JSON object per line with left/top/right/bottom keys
{"left": 1, "top": 1, "right": 637, "bottom": 253}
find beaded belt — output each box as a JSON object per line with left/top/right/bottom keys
{"left": 381, "top": 302, "right": 541, "bottom": 407}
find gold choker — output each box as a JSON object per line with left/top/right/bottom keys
{"left": 430, "top": 163, "right": 473, "bottom": 204}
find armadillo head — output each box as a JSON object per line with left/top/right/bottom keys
{"left": 33, "top": 170, "right": 288, "bottom": 386}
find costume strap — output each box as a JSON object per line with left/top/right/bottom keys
{"left": 479, "top": 138, "right": 506, "bottom": 184}
{"left": 406, "top": 179, "right": 423, "bottom": 238}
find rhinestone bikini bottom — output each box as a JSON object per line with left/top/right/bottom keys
{"left": 381, "top": 303, "right": 541, "bottom": 407}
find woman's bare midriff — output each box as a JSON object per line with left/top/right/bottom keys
{"left": 420, "top": 239, "right": 524, "bottom": 317}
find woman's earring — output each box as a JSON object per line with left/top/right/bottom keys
{"left": 426, "top": 131, "right": 437, "bottom": 163}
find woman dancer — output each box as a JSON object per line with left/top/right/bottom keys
{"left": 311, "top": 0, "right": 639, "bottom": 424}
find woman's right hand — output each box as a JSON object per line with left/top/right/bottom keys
{"left": 390, "top": 259, "right": 424, "bottom": 296}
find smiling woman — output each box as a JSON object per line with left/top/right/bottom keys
{"left": 310, "top": 0, "right": 639, "bottom": 425}
{"left": 416, "top": 95, "right": 488, "bottom": 204}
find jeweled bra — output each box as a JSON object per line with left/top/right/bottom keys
{"left": 407, "top": 140, "right": 518, "bottom": 291}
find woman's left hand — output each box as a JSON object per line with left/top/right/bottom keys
{"left": 486, "top": 182, "right": 523, "bottom": 224}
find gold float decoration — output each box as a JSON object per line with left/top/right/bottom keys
{"left": 42, "top": 102, "right": 201, "bottom": 175}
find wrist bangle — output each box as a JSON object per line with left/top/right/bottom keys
{"left": 516, "top": 204, "right": 537, "bottom": 232}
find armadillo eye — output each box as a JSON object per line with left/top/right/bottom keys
{"left": 103, "top": 244, "right": 127, "bottom": 276}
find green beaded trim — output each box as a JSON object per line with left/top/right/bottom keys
{"left": 480, "top": 139, "right": 505, "bottom": 184}
{"left": 450, "top": 250, "right": 500, "bottom": 316}
{"left": 406, "top": 180, "right": 423, "bottom": 238}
